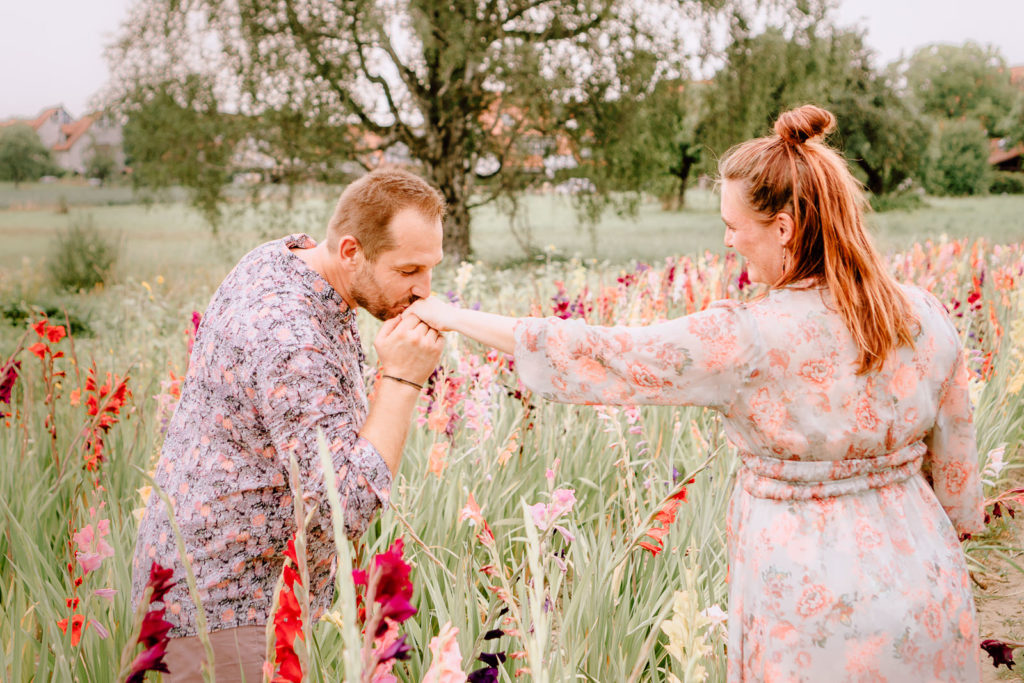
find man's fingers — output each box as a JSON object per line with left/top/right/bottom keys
{"left": 378, "top": 315, "right": 402, "bottom": 337}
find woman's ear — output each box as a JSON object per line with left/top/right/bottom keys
{"left": 775, "top": 211, "right": 796, "bottom": 248}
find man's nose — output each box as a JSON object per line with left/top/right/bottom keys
{"left": 411, "top": 271, "right": 431, "bottom": 299}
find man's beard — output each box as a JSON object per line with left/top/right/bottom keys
{"left": 351, "top": 264, "right": 415, "bottom": 321}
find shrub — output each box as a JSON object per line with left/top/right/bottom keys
{"left": 48, "top": 216, "right": 121, "bottom": 292}
{"left": 0, "top": 124, "right": 59, "bottom": 187}
{"left": 869, "top": 189, "right": 927, "bottom": 212}
{"left": 990, "top": 171, "right": 1024, "bottom": 195}
{"left": 0, "top": 299, "right": 91, "bottom": 336}
{"left": 924, "top": 119, "right": 991, "bottom": 196}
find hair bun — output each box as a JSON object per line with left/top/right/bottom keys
{"left": 774, "top": 105, "right": 836, "bottom": 145}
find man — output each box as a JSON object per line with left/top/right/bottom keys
{"left": 132, "top": 167, "right": 446, "bottom": 681}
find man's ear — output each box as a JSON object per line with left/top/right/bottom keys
{"left": 775, "top": 211, "right": 796, "bottom": 248}
{"left": 337, "top": 235, "right": 363, "bottom": 266}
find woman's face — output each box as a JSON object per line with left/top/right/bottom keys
{"left": 720, "top": 179, "right": 788, "bottom": 284}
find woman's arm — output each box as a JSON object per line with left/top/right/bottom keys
{"left": 407, "top": 296, "right": 761, "bottom": 410}
{"left": 405, "top": 296, "right": 515, "bottom": 354}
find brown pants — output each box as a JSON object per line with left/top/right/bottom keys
{"left": 163, "top": 625, "right": 267, "bottom": 682}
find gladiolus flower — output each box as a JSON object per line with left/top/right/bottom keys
{"left": 428, "top": 441, "right": 450, "bottom": 477}
{"left": 72, "top": 508, "right": 114, "bottom": 575}
{"left": 126, "top": 640, "right": 171, "bottom": 683}
{"left": 123, "top": 562, "right": 176, "bottom": 683}
{"left": 527, "top": 488, "right": 576, "bottom": 530}
{"left": 46, "top": 325, "right": 67, "bottom": 343}
{"left": 981, "top": 639, "right": 1017, "bottom": 669}
{"left": 145, "top": 560, "right": 175, "bottom": 604}
{"left": 0, "top": 360, "right": 19, "bottom": 405}
{"left": 423, "top": 621, "right": 467, "bottom": 683}
{"left": 459, "top": 493, "right": 485, "bottom": 527}
{"left": 57, "top": 613, "right": 86, "bottom": 646}
{"left": 138, "top": 609, "right": 174, "bottom": 647}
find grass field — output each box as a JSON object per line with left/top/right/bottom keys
{"left": 1, "top": 180, "right": 1022, "bottom": 681}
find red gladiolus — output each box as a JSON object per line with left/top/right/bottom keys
{"left": 138, "top": 609, "right": 174, "bottom": 647}
{"left": 46, "top": 325, "right": 67, "bottom": 343}
{"left": 981, "top": 639, "right": 1017, "bottom": 669}
{"left": 126, "top": 640, "right": 171, "bottom": 683}
{"left": 273, "top": 537, "right": 305, "bottom": 683}
{"left": 0, "top": 360, "right": 19, "bottom": 406}
{"left": 123, "top": 562, "right": 176, "bottom": 683}
{"left": 145, "top": 561, "right": 175, "bottom": 604}
{"left": 57, "top": 613, "right": 86, "bottom": 646}
{"left": 639, "top": 487, "right": 690, "bottom": 556}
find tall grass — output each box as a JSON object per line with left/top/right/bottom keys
{"left": 1, "top": 236, "right": 1023, "bottom": 681}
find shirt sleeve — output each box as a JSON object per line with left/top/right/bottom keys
{"left": 256, "top": 343, "right": 392, "bottom": 540}
{"left": 923, "top": 338, "right": 984, "bottom": 535}
{"left": 512, "top": 300, "right": 761, "bottom": 412}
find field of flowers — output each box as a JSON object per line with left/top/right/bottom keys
{"left": 1, "top": 236, "right": 1023, "bottom": 681}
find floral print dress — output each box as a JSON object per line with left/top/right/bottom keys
{"left": 513, "top": 283, "right": 983, "bottom": 682}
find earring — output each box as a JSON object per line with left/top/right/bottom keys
{"left": 782, "top": 250, "right": 789, "bottom": 273}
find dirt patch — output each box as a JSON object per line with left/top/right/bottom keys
{"left": 976, "top": 506, "right": 1024, "bottom": 682}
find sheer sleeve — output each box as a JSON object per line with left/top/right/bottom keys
{"left": 923, "top": 340, "right": 984, "bottom": 535}
{"left": 513, "top": 300, "right": 761, "bottom": 412}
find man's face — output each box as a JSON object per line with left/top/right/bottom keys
{"left": 350, "top": 207, "right": 444, "bottom": 321}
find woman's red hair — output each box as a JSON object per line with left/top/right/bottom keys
{"left": 719, "top": 105, "right": 917, "bottom": 373}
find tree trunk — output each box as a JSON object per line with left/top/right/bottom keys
{"left": 426, "top": 159, "right": 473, "bottom": 263}
{"left": 858, "top": 161, "right": 884, "bottom": 196}
{"left": 443, "top": 196, "right": 472, "bottom": 264}
{"left": 675, "top": 171, "right": 689, "bottom": 209}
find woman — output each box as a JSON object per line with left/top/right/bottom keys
{"left": 406, "top": 105, "right": 982, "bottom": 681}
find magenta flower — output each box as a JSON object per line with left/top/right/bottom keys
{"left": 0, "top": 360, "right": 19, "bottom": 405}
{"left": 981, "top": 639, "right": 1017, "bottom": 669}
{"left": 121, "top": 562, "right": 176, "bottom": 683}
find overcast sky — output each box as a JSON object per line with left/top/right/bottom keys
{"left": 2, "top": 0, "right": 1023, "bottom": 120}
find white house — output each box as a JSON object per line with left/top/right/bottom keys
{"left": 1, "top": 106, "right": 125, "bottom": 175}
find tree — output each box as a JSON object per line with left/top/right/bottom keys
{"left": 900, "top": 42, "right": 1018, "bottom": 136}
{"left": 0, "top": 124, "right": 58, "bottom": 187}
{"left": 924, "top": 118, "right": 991, "bottom": 196}
{"left": 86, "top": 148, "right": 119, "bottom": 186}
{"left": 106, "top": 0, "right": 741, "bottom": 261}
{"left": 697, "top": 21, "right": 930, "bottom": 197}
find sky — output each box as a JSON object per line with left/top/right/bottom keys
{"left": 1, "top": 0, "right": 1023, "bottom": 120}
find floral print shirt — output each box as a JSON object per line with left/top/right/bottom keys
{"left": 132, "top": 234, "right": 392, "bottom": 638}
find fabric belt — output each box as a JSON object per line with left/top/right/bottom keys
{"left": 738, "top": 440, "right": 926, "bottom": 501}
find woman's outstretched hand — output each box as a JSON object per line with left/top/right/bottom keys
{"left": 405, "top": 295, "right": 458, "bottom": 332}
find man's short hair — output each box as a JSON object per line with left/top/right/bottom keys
{"left": 326, "top": 167, "right": 446, "bottom": 261}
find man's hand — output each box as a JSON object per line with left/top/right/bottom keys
{"left": 405, "top": 296, "right": 458, "bottom": 332}
{"left": 374, "top": 313, "right": 444, "bottom": 386}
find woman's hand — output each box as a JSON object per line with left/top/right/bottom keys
{"left": 405, "top": 296, "right": 458, "bottom": 332}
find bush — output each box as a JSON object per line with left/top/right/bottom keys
{"left": 924, "top": 119, "right": 991, "bottom": 196}
{"left": 0, "top": 299, "right": 91, "bottom": 336}
{"left": 990, "top": 171, "right": 1024, "bottom": 195}
{"left": 0, "top": 124, "right": 59, "bottom": 187}
{"left": 47, "top": 216, "right": 121, "bottom": 292}
{"left": 869, "top": 188, "right": 927, "bottom": 212}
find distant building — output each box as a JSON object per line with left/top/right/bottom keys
{"left": 987, "top": 65, "right": 1024, "bottom": 172}
{"left": 0, "top": 106, "right": 125, "bottom": 176}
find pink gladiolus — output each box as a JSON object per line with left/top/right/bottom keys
{"left": 94, "top": 588, "right": 118, "bottom": 600}
{"left": 459, "top": 494, "right": 485, "bottom": 527}
{"left": 527, "top": 488, "right": 576, "bottom": 530}
{"left": 72, "top": 508, "right": 114, "bottom": 575}
{"left": 422, "top": 621, "right": 467, "bottom": 683}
